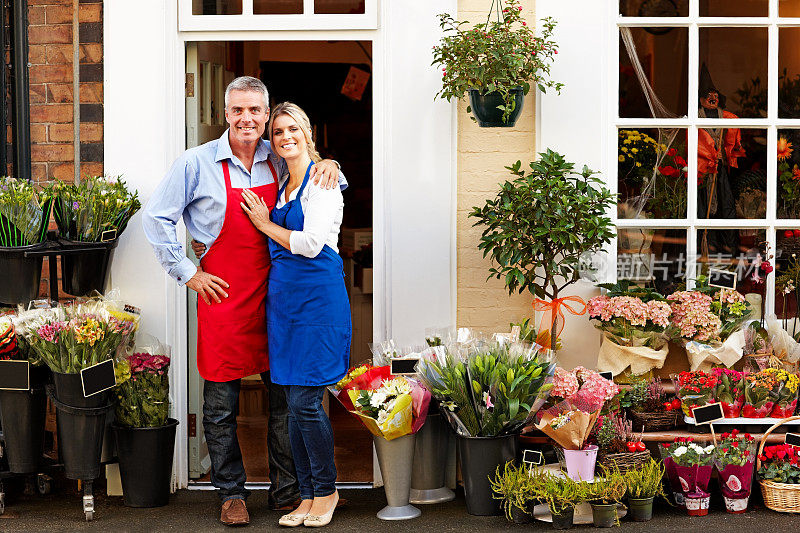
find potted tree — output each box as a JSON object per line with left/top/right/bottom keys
{"left": 470, "top": 150, "right": 615, "bottom": 355}
{"left": 623, "top": 459, "right": 667, "bottom": 522}
{"left": 586, "top": 467, "right": 626, "bottom": 527}
{"left": 112, "top": 348, "right": 178, "bottom": 507}
{"left": 490, "top": 461, "right": 535, "bottom": 523}
{"left": 432, "top": 0, "right": 562, "bottom": 127}
{"left": 0, "top": 176, "right": 53, "bottom": 304}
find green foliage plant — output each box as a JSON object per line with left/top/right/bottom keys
{"left": 588, "top": 466, "right": 627, "bottom": 505}
{"left": 432, "top": 0, "right": 562, "bottom": 123}
{"left": 0, "top": 176, "right": 53, "bottom": 246}
{"left": 490, "top": 461, "right": 535, "bottom": 521}
{"left": 623, "top": 459, "right": 668, "bottom": 500}
{"left": 530, "top": 468, "right": 587, "bottom": 517}
{"left": 469, "top": 149, "right": 615, "bottom": 352}
{"left": 115, "top": 352, "right": 171, "bottom": 428}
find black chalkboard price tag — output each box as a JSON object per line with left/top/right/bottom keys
{"left": 523, "top": 449, "right": 544, "bottom": 467}
{"left": 599, "top": 371, "right": 614, "bottom": 381}
{"left": 692, "top": 403, "right": 724, "bottom": 425}
{"left": 786, "top": 433, "right": 800, "bottom": 447}
{"left": 390, "top": 357, "right": 420, "bottom": 376}
{"left": 708, "top": 269, "right": 737, "bottom": 290}
{"left": 0, "top": 360, "right": 30, "bottom": 391}
{"left": 80, "top": 359, "right": 117, "bottom": 397}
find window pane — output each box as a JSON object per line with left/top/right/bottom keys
{"left": 779, "top": 28, "right": 800, "bottom": 119}
{"left": 618, "top": 228, "right": 687, "bottom": 295}
{"left": 699, "top": 28, "right": 767, "bottom": 119}
{"left": 697, "top": 128, "right": 766, "bottom": 220}
{"left": 620, "top": 0, "right": 688, "bottom": 17}
{"left": 618, "top": 128, "right": 687, "bottom": 219}
{"left": 314, "top": 0, "right": 365, "bottom": 14}
{"left": 777, "top": 129, "right": 800, "bottom": 219}
{"left": 254, "top": 0, "right": 302, "bottom": 14}
{"left": 699, "top": 0, "right": 767, "bottom": 17}
{"left": 780, "top": 2, "right": 800, "bottom": 16}
{"left": 776, "top": 231, "right": 800, "bottom": 329}
{"left": 192, "top": 0, "right": 242, "bottom": 15}
{"left": 696, "top": 229, "right": 766, "bottom": 300}
{"left": 619, "top": 27, "right": 688, "bottom": 118}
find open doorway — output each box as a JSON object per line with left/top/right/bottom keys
{"left": 185, "top": 40, "right": 374, "bottom": 484}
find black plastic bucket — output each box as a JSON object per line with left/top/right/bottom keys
{"left": 113, "top": 419, "right": 179, "bottom": 507}
{"left": 52, "top": 371, "right": 109, "bottom": 408}
{"left": 0, "top": 244, "right": 45, "bottom": 305}
{"left": 457, "top": 434, "right": 518, "bottom": 516}
{"left": 0, "top": 386, "right": 47, "bottom": 473}
{"left": 467, "top": 87, "right": 525, "bottom": 128}
{"left": 60, "top": 239, "right": 117, "bottom": 296}
{"left": 48, "top": 385, "right": 113, "bottom": 480}
{"left": 551, "top": 506, "right": 575, "bottom": 530}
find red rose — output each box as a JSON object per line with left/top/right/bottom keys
{"left": 674, "top": 156, "right": 687, "bottom": 168}
{"left": 659, "top": 165, "right": 679, "bottom": 177}
{"left": 667, "top": 148, "right": 677, "bottom": 157}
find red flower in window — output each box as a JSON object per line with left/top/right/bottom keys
{"left": 659, "top": 165, "right": 678, "bottom": 177}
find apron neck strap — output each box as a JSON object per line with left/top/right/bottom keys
{"left": 278, "top": 161, "right": 315, "bottom": 198}
{"left": 221, "top": 161, "right": 232, "bottom": 190}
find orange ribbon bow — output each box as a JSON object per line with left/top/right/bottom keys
{"left": 532, "top": 296, "right": 587, "bottom": 349}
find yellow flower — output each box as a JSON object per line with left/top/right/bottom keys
{"left": 631, "top": 148, "right": 639, "bottom": 154}
{"left": 635, "top": 162, "right": 642, "bottom": 167}
{"left": 618, "top": 155, "right": 625, "bottom": 162}
{"left": 621, "top": 147, "right": 628, "bottom": 152}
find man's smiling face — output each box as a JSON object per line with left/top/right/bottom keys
{"left": 225, "top": 89, "right": 268, "bottom": 148}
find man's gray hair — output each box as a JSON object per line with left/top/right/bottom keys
{"left": 224, "top": 76, "right": 269, "bottom": 109}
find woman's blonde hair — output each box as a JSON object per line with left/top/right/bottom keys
{"left": 268, "top": 102, "right": 321, "bottom": 163}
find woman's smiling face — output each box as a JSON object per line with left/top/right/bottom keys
{"left": 271, "top": 114, "right": 308, "bottom": 160}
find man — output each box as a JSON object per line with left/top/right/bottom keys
{"left": 143, "top": 76, "right": 343, "bottom": 526}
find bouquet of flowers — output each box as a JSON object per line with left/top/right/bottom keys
{"left": 47, "top": 175, "right": 140, "bottom": 242}
{"left": 713, "top": 368, "right": 745, "bottom": 418}
{"left": 114, "top": 345, "right": 171, "bottom": 428}
{"left": 0, "top": 176, "right": 53, "bottom": 246}
{"left": 417, "top": 340, "right": 554, "bottom": 437}
{"left": 347, "top": 376, "right": 430, "bottom": 441}
{"left": 758, "top": 443, "right": 800, "bottom": 484}
{"left": 535, "top": 389, "right": 604, "bottom": 450}
{"left": 743, "top": 370, "right": 781, "bottom": 418}
{"left": 714, "top": 430, "right": 756, "bottom": 513}
{"left": 674, "top": 370, "right": 718, "bottom": 417}
{"left": 0, "top": 316, "right": 18, "bottom": 360}
{"left": 660, "top": 437, "right": 715, "bottom": 506}
{"left": 549, "top": 366, "right": 619, "bottom": 406}
{"left": 764, "top": 367, "right": 800, "bottom": 417}
{"left": 743, "top": 320, "right": 774, "bottom": 373}
{"left": 331, "top": 363, "right": 391, "bottom": 412}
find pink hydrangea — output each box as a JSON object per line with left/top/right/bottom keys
{"left": 667, "top": 291, "right": 721, "bottom": 342}
{"left": 551, "top": 366, "right": 580, "bottom": 398}
{"left": 588, "top": 295, "right": 671, "bottom": 328}
{"left": 552, "top": 366, "right": 619, "bottom": 405}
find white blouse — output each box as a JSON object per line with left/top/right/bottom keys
{"left": 276, "top": 175, "right": 343, "bottom": 258}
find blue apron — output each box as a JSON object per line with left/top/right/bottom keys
{"left": 267, "top": 162, "right": 351, "bottom": 386}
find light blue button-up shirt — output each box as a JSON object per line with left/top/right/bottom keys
{"left": 142, "top": 130, "right": 342, "bottom": 286}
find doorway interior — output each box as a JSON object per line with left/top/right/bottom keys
{"left": 185, "top": 39, "right": 374, "bottom": 484}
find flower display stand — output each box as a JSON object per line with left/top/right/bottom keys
{"left": 373, "top": 434, "right": 421, "bottom": 520}
{"left": 409, "top": 412, "right": 455, "bottom": 504}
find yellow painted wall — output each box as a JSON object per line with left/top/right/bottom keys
{"left": 456, "top": 0, "right": 538, "bottom": 333}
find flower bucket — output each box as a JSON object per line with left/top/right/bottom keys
{"left": 590, "top": 502, "right": 617, "bottom": 528}
{"left": 718, "top": 462, "right": 754, "bottom": 514}
{"left": 60, "top": 239, "right": 118, "bottom": 296}
{"left": 661, "top": 456, "right": 684, "bottom": 506}
{"left": 53, "top": 371, "right": 110, "bottom": 408}
{"left": 674, "top": 463, "right": 713, "bottom": 496}
{"left": 742, "top": 401, "right": 775, "bottom": 418}
{"left": 467, "top": 87, "right": 524, "bottom": 128}
{"left": 628, "top": 496, "right": 654, "bottom": 522}
{"left": 373, "top": 434, "right": 421, "bottom": 520}
{"left": 113, "top": 419, "right": 179, "bottom": 507}
{"left": 0, "top": 385, "right": 47, "bottom": 473}
{"left": 563, "top": 445, "right": 598, "bottom": 482}
{"left": 457, "top": 434, "right": 517, "bottom": 516}
{"left": 0, "top": 244, "right": 45, "bottom": 305}
{"left": 550, "top": 506, "right": 574, "bottom": 530}
{"left": 409, "top": 412, "right": 455, "bottom": 504}
{"left": 685, "top": 492, "right": 710, "bottom": 516}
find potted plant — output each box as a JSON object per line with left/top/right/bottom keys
{"left": 432, "top": 0, "right": 562, "bottom": 127}
{"left": 112, "top": 348, "right": 179, "bottom": 507}
{"left": 714, "top": 430, "right": 756, "bottom": 514}
{"left": 490, "top": 461, "right": 535, "bottom": 523}
{"left": 758, "top": 436, "right": 800, "bottom": 513}
{"left": 625, "top": 377, "right": 680, "bottom": 431}
{"left": 586, "top": 467, "right": 626, "bottom": 527}
{"left": 469, "top": 150, "right": 615, "bottom": 355}
{"left": 0, "top": 176, "right": 53, "bottom": 304}
{"left": 531, "top": 470, "right": 586, "bottom": 530}
{"left": 764, "top": 367, "right": 799, "bottom": 417}
{"left": 623, "top": 459, "right": 667, "bottom": 522}
{"left": 594, "top": 413, "right": 651, "bottom": 473}
{"left": 46, "top": 176, "right": 140, "bottom": 295}
{"left": 743, "top": 370, "right": 781, "bottom": 418}
{"left": 416, "top": 340, "right": 554, "bottom": 515}
{"left": 659, "top": 437, "right": 715, "bottom": 513}
{"left": 712, "top": 368, "right": 745, "bottom": 418}
{"left": 673, "top": 370, "right": 718, "bottom": 418}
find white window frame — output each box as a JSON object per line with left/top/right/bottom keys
{"left": 178, "top": 0, "right": 378, "bottom": 31}
{"left": 608, "top": 0, "right": 800, "bottom": 318}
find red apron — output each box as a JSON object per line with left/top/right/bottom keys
{"left": 196, "top": 160, "right": 278, "bottom": 382}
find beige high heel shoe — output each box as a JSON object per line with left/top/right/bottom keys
{"left": 303, "top": 492, "right": 339, "bottom": 528}
{"left": 278, "top": 511, "right": 309, "bottom": 527}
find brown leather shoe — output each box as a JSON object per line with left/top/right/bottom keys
{"left": 220, "top": 498, "right": 250, "bottom": 527}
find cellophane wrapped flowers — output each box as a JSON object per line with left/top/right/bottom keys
{"left": 714, "top": 430, "right": 756, "bottom": 513}
{"left": 712, "top": 368, "right": 745, "bottom": 418}
{"left": 660, "top": 437, "right": 715, "bottom": 505}
{"left": 743, "top": 370, "right": 781, "bottom": 418}
{"left": 114, "top": 351, "right": 171, "bottom": 428}
{"left": 758, "top": 443, "right": 800, "bottom": 484}
{"left": 763, "top": 367, "right": 799, "bottom": 418}
{"left": 0, "top": 176, "right": 52, "bottom": 246}
{"left": 348, "top": 376, "right": 430, "bottom": 441}
{"left": 674, "top": 370, "right": 718, "bottom": 417}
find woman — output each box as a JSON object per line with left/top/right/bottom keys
{"left": 240, "top": 102, "right": 350, "bottom": 528}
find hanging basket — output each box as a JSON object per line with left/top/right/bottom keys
{"left": 758, "top": 415, "right": 800, "bottom": 513}
{"left": 468, "top": 88, "right": 525, "bottom": 128}
{"left": 630, "top": 410, "right": 678, "bottom": 432}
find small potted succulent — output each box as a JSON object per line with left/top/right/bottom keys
{"left": 586, "top": 467, "right": 626, "bottom": 528}
{"left": 623, "top": 459, "right": 667, "bottom": 522}
{"left": 432, "top": 0, "right": 562, "bottom": 127}
{"left": 490, "top": 461, "right": 535, "bottom": 523}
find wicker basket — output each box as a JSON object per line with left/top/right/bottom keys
{"left": 597, "top": 450, "right": 651, "bottom": 473}
{"left": 630, "top": 410, "right": 678, "bottom": 432}
{"left": 758, "top": 415, "right": 800, "bottom": 513}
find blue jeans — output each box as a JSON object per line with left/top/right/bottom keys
{"left": 203, "top": 372, "right": 299, "bottom": 505}
{"left": 284, "top": 385, "right": 337, "bottom": 499}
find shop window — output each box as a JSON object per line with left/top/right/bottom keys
{"left": 253, "top": 0, "right": 303, "bottom": 14}
{"left": 777, "top": 129, "right": 800, "bottom": 219}
{"left": 617, "top": 228, "right": 687, "bottom": 295}
{"left": 314, "top": 0, "right": 365, "bottom": 14}
{"left": 699, "top": 0, "right": 768, "bottom": 17}
{"left": 193, "top": 0, "right": 242, "bottom": 15}
{"left": 619, "top": 0, "right": 689, "bottom": 17}
{"left": 778, "top": 28, "right": 800, "bottom": 119}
